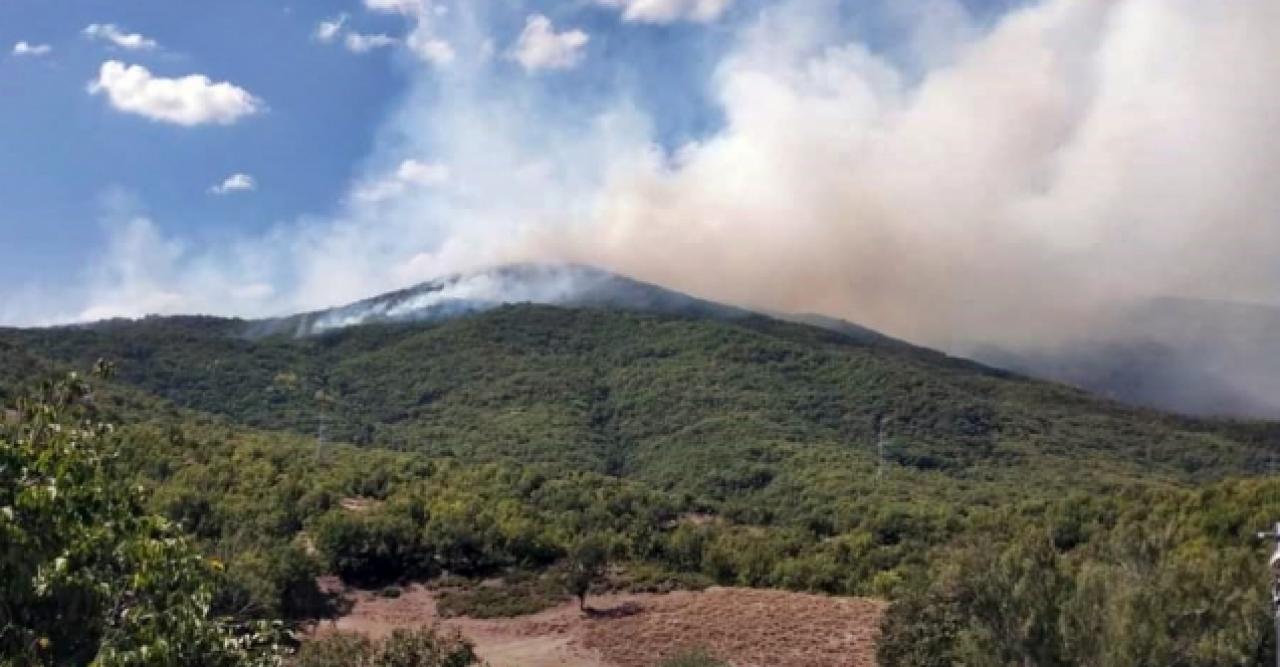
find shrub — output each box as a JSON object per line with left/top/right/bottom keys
{"left": 312, "top": 511, "right": 429, "bottom": 586}
{"left": 659, "top": 647, "right": 727, "bottom": 667}
{"left": 294, "top": 628, "right": 478, "bottom": 667}
{"left": 435, "top": 573, "right": 566, "bottom": 618}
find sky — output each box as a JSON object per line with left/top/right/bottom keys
{"left": 2, "top": 0, "right": 1277, "bottom": 351}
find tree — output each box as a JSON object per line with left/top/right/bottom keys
{"left": 563, "top": 536, "right": 609, "bottom": 611}
{"left": 0, "top": 370, "right": 284, "bottom": 665}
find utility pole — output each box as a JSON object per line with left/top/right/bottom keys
{"left": 315, "top": 389, "right": 330, "bottom": 464}
{"left": 1257, "top": 522, "right": 1280, "bottom": 667}
{"left": 875, "top": 414, "right": 890, "bottom": 486}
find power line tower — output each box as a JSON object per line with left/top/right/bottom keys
{"left": 1257, "top": 522, "right": 1280, "bottom": 667}
{"left": 314, "top": 389, "right": 332, "bottom": 464}
{"left": 874, "top": 414, "right": 891, "bottom": 486}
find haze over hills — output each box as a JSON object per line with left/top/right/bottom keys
{"left": 966, "top": 297, "right": 1280, "bottom": 419}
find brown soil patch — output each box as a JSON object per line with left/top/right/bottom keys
{"left": 313, "top": 583, "right": 884, "bottom": 667}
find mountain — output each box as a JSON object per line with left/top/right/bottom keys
{"left": 244, "top": 263, "right": 753, "bottom": 338}
{"left": 3, "top": 265, "right": 1273, "bottom": 499}
{"left": 239, "top": 263, "right": 1280, "bottom": 420}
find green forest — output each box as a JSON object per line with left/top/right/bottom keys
{"left": 4, "top": 304, "right": 1280, "bottom": 665}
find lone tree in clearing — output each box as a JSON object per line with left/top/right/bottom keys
{"left": 563, "top": 536, "right": 609, "bottom": 612}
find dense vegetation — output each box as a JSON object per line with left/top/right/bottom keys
{"left": 294, "top": 628, "right": 477, "bottom": 667}
{"left": 878, "top": 479, "right": 1280, "bottom": 665}
{"left": 0, "top": 370, "right": 285, "bottom": 666}
{"left": 4, "top": 302, "right": 1280, "bottom": 664}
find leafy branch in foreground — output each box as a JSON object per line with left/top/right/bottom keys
{"left": 0, "top": 368, "right": 285, "bottom": 666}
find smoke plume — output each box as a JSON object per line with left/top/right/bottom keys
{"left": 539, "top": 0, "right": 1280, "bottom": 349}
{"left": 10, "top": 0, "right": 1280, "bottom": 412}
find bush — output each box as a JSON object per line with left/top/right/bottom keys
{"left": 312, "top": 511, "right": 430, "bottom": 586}
{"left": 659, "top": 647, "right": 727, "bottom": 667}
{"left": 294, "top": 633, "right": 374, "bottom": 667}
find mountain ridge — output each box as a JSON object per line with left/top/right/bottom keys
{"left": 11, "top": 262, "right": 1280, "bottom": 420}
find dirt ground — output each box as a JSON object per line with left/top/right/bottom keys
{"left": 312, "top": 580, "right": 885, "bottom": 667}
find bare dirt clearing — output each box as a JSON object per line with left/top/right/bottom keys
{"left": 314, "top": 581, "right": 884, "bottom": 666}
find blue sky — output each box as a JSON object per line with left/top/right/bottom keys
{"left": 1, "top": 1, "right": 401, "bottom": 287}
{"left": 1, "top": 0, "right": 762, "bottom": 320}
{"left": 2, "top": 0, "right": 1272, "bottom": 341}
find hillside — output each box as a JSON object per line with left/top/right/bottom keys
{"left": 3, "top": 299, "right": 1272, "bottom": 502}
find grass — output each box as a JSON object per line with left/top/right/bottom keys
{"left": 433, "top": 572, "right": 568, "bottom": 619}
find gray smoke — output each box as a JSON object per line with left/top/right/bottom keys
{"left": 10, "top": 0, "right": 1280, "bottom": 416}
{"left": 532, "top": 0, "right": 1280, "bottom": 350}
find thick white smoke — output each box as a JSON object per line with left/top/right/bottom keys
{"left": 18, "top": 0, "right": 1280, "bottom": 366}
{"left": 541, "top": 0, "right": 1280, "bottom": 348}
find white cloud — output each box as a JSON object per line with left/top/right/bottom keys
{"left": 363, "top": 0, "right": 455, "bottom": 66}
{"left": 88, "top": 61, "right": 262, "bottom": 126}
{"left": 314, "top": 14, "right": 347, "bottom": 43}
{"left": 315, "top": 13, "right": 398, "bottom": 54}
{"left": 83, "top": 23, "right": 158, "bottom": 51}
{"left": 510, "top": 15, "right": 589, "bottom": 72}
{"left": 598, "top": 0, "right": 733, "bottom": 23}
{"left": 12, "top": 41, "right": 52, "bottom": 57}
{"left": 209, "top": 173, "right": 257, "bottom": 195}
{"left": 353, "top": 159, "right": 450, "bottom": 202}
{"left": 346, "top": 32, "right": 398, "bottom": 53}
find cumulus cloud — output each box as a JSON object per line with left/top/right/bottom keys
{"left": 599, "top": 0, "right": 734, "bottom": 23}
{"left": 314, "top": 14, "right": 348, "bottom": 43}
{"left": 510, "top": 15, "right": 589, "bottom": 72}
{"left": 209, "top": 173, "right": 257, "bottom": 195}
{"left": 83, "top": 23, "right": 158, "bottom": 51}
{"left": 315, "top": 13, "right": 398, "bottom": 54}
{"left": 88, "top": 61, "right": 262, "bottom": 126}
{"left": 364, "top": 0, "right": 455, "bottom": 65}
{"left": 12, "top": 41, "right": 52, "bottom": 57}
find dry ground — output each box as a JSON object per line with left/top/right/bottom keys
{"left": 312, "top": 580, "right": 885, "bottom": 667}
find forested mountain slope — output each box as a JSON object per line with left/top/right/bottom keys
{"left": 2, "top": 302, "right": 1275, "bottom": 507}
